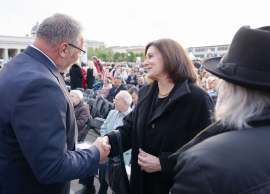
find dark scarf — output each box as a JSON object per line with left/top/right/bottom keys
{"left": 170, "top": 107, "right": 270, "bottom": 160}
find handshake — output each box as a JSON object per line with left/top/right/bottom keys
{"left": 92, "top": 136, "right": 111, "bottom": 163}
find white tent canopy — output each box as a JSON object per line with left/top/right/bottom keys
{"left": 188, "top": 52, "right": 195, "bottom": 60}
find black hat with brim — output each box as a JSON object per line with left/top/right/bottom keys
{"left": 202, "top": 26, "right": 270, "bottom": 91}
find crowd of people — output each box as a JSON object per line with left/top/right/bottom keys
{"left": 1, "top": 13, "right": 270, "bottom": 194}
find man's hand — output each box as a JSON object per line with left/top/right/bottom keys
{"left": 138, "top": 149, "right": 162, "bottom": 173}
{"left": 101, "top": 136, "right": 111, "bottom": 151}
{"left": 93, "top": 137, "right": 110, "bottom": 162}
{"left": 131, "top": 80, "right": 134, "bottom": 83}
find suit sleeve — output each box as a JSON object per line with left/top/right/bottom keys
{"left": 105, "top": 107, "right": 135, "bottom": 158}
{"left": 171, "top": 152, "right": 215, "bottom": 194}
{"left": 11, "top": 78, "right": 100, "bottom": 184}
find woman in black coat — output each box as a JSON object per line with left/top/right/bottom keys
{"left": 70, "top": 62, "right": 83, "bottom": 90}
{"left": 171, "top": 26, "right": 270, "bottom": 194}
{"left": 86, "top": 61, "right": 97, "bottom": 89}
{"left": 101, "top": 39, "right": 214, "bottom": 194}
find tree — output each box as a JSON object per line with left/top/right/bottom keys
{"left": 120, "top": 53, "right": 126, "bottom": 58}
{"left": 118, "top": 56, "right": 123, "bottom": 62}
{"left": 87, "top": 47, "right": 96, "bottom": 59}
{"left": 127, "top": 51, "right": 135, "bottom": 62}
{"left": 114, "top": 52, "right": 121, "bottom": 61}
{"left": 99, "top": 52, "right": 108, "bottom": 62}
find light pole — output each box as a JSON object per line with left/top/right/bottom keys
{"left": 128, "top": 53, "right": 130, "bottom": 62}
{"left": 207, "top": 49, "right": 211, "bottom": 58}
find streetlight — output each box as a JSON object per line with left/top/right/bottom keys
{"left": 128, "top": 53, "right": 130, "bottom": 62}
{"left": 207, "top": 49, "right": 211, "bottom": 58}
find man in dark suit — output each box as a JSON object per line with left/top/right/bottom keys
{"left": 126, "top": 69, "right": 138, "bottom": 85}
{"left": 0, "top": 13, "right": 109, "bottom": 194}
{"left": 106, "top": 77, "right": 127, "bottom": 103}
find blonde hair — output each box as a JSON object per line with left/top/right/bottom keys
{"left": 216, "top": 80, "right": 270, "bottom": 129}
{"left": 87, "top": 61, "right": 95, "bottom": 69}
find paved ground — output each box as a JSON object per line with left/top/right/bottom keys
{"left": 70, "top": 129, "right": 113, "bottom": 194}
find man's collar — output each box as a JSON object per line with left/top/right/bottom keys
{"left": 119, "top": 107, "right": 132, "bottom": 116}
{"left": 30, "top": 45, "right": 57, "bottom": 68}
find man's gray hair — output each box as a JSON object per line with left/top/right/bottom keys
{"left": 36, "top": 13, "right": 83, "bottom": 49}
{"left": 216, "top": 80, "right": 270, "bottom": 130}
{"left": 114, "top": 77, "right": 122, "bottom": 82}
{"left": 97, "top": 73, "right": 103, "bottom": 79}
{"left": 70, "top": 90, "right": 83, "bottom": 101}
{"left": 119, "top": 91, "right": 132, "bottom": 106}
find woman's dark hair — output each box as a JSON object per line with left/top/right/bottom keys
{"left": 104, "top": 78, "right": 112, "bottom": 84}
{"left": 145, "top": 38, "right": 197, "bottom": 84}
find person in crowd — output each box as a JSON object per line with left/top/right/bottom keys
{"left": 171, "top": 26, "right": 270, "bottom": 194}
{"left": 110, "top": 64, "right": 116, "bottom": 77}
{"left": 103, "top": 67, "right": 110, "bottom": 80}
{"left": 70, "top": 60, "right": 84, "bottom": 89}
{"left": 106, "top": 76, "right": 128, "bottom": 103}
{"left": 126, "top": 68, "right": 131, "bottom": 78}
{"left": 101, "top": 38, "right": 214, "bottom": 194}
{"left": 207, "top": 77, "right": 219, "bottom": 96}
{"left": 121, "top": 67, "right": 128, "bottom": 80}
{"left": 139, "top": 68, "right": 144, "bottom": 75}
{"left": 81, "top": 65, "right": 87, "bottom": 89}
{"left": 99, "top": 91, "right": 132, "bottom": 193}
{"left": 97, "top": 78, "right": 113, "bottom": 98}
{"left": 0, "top": 13, "right": 109, "bottom": 194}
{"left": 86, "top": 61, "right": 97, "bottom": 89}
{"left": 193, "top": 59, "right": 201, "bottom": 69}
{"left": 128, "top": 87, "right": 139, "bottom": 111}
{"left": 92, "top": 56, "right": 104, "bottom": 75}
{"left": 70, "top": 90, "right": 90, "bottom": 142}
{"left": 92, "top": 73, "right": 103, "bottom": 91}
{"left": 126, "top": 69, "right": 138, "bottom": 85}
{"left": 114, "top": 67, "right": 121, "bottom": 77}
{"left": 206, "top": 76, "right": 214, "bottom": 91}
{"left": 202, "top": 72, "right": 211, "bottom": 86}
{"left": 136, "top": 75, "right": 146, "bottom": 89}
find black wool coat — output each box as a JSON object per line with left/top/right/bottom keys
{"left": 86, "top": 68, "right": 95, "bottom": 89}
{"left": 106, "top": 80, "right": 214, "bottom": 194}
{"left": 70, "top": 64, "right": 83, "bottom": 89}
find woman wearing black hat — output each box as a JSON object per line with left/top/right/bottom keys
{"left": 101, "top": 38, "right": 214, "bottom": 194}
{"left": 171, "top": 26, "right": 270, "bottom": 194}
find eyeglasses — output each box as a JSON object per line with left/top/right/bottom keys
{"left": 68, "top": 43, "right": 86, "bottom": 56}
{"left": 113, "top": 99, "right": 125, "bottom": 103}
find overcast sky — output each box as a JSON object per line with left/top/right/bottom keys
{"left": 0, "top": 0, "right": 268, "bottom": 48}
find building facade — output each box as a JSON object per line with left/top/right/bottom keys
{"left": 185, "top": 44, "right": 230, "bottom": 59}
{"left": 112, "top": 46, "right": 145, "bottom": 54}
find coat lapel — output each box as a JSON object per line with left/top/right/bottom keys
{"left": 147, "top": 80, "right": 191, "bottom": 126}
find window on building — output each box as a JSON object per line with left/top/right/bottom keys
{"left": 195, "top": 48, "right": 205, "bottom": 52}
{"left": 217, "top": 46, "right": 229, "bottom": 51}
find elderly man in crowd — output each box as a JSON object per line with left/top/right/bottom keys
{"left": 136, "top": 75, "right": 146, "bottom": 89}
{"left": 128, "top": 87, "right": 139, "bottom": 111}
{"left": 76, "top": 91, "right": 132, "bottom": 194}
{"left": 0, "top": 13, "right": 109, "bottom": 194}
{"left": 70, "top": 90, "right": 90, "bottom": 142}
{"left": 126, "top": 69, "right": 138, "bottom": 85}
{"left": 106, "top": 76, "right": 128, "bottom": 103}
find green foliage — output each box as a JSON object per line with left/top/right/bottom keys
{"left": 99, "top": 52, "right": 108, "bottom": 61}
{"left": 120, "top": 53, "right": 126, "bottom": 58}
{"left": 127, "top": 51, "right": 136, "bottom": 62}
{"left": 87, "top": 45, "right": 115, "bottom": 62}
{"left": 114, "top": 52, "right": 121, "bottom": 61}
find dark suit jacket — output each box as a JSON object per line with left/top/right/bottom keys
{"left": 106, "top": 83, "right": 127, "bottom": 103}
{"left": 126, "top": 74, "right": 137, "bottom": 85}
{"left": 0, "top": 46, "right": 99, "bottom": 194}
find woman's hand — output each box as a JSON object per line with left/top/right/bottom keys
{"left": 138, "top": 149, "right": 162, "bottom": 173}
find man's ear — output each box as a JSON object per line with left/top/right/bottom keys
{"left": 59, "top": 43, "right": 69, "bottom": 58}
